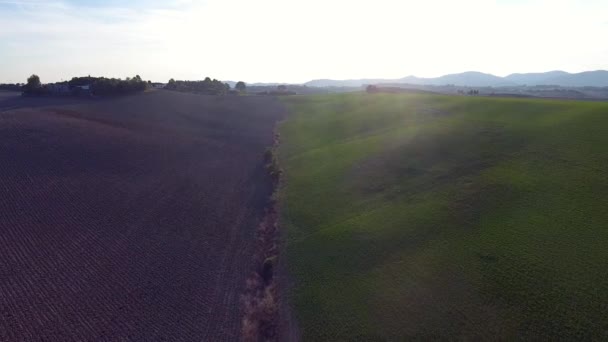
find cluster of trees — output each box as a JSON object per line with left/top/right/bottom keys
{"left": 91, "top": 76, "right": 148, "bottom": 95}
{"left": 0, "top": 83, "right": 23, "bottom": 92}
{"left": 165, "top": 77, "right": 240, "bottom": 95}
{"left": 23, "top": 75, "right": 45, "bottom": 95}
{"left": 255, "top": 84, "right": 297, "bottom": 96}
{"left": 68, "top": 75, "right": 148, "bottom": 95}
{"left": 235, "top": 81, "right": 246, "bottom": 93}
{"left": 17, "top": 74, "right": 261, "bottom": 97}
{"left": 21, "top": 74, "right": 149, "bottom": 96}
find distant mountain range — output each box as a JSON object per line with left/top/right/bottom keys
{"left": 304, "top": 70, "right": 608, "bottom": 88}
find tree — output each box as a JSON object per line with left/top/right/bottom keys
{"left": 26, "top": 74, "right": 41, "bottom": 88}
{"left": 235, "top": 81, "right": 247, "bottom": 93}
{"left": 366, "top": 85, "right": 378, "bottom": 93}
{"left": 277, "top": 85, "right": 287, "bottom": 91}
{"left": 166, "top": 78, "right": 176, "bottom": 90}
{"left": 27, "top": 74, "right": 41, "bottom": 88}
{"left": 23, "top": 74, "right": 44, "bottom": 95}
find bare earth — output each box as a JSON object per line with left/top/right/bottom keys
{"left": 0, "top": 90, "right": 285, "bottom": 341}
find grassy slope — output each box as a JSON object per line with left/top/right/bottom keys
{"left": 278, "top": 93, "right": 608, "bottom": 340}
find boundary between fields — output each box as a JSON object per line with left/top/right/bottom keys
{"left": 242, "top": 130, "right": 282, "bottom": 341}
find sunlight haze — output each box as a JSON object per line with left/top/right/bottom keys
{"left": 1, "top": 0, "right": 607, "bottom": 83}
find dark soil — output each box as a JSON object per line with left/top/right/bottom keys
{"left": 0, "top": 90, "right": 285, "bottom": 341}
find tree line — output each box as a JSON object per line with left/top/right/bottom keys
{"left": 20, "top": 74, "right": 149, "bottom": 96}
{"left": 0, "top": 83, "right": 22, "bottom": 92}
{"left": 165, "top": 78, "right": 246, "bottom": 95}
{"left": 88, "top": 75, "right": 147, "bottom": 95}
{"left": 15, "top": 74, "right": 258, "bottom": 97}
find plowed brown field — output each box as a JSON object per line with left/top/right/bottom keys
{"left": 0, "top": 90, "right": 285, "bottom": 341}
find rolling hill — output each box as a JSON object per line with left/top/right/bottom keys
{"left": 305, "top": 70, "right": 608, "bottom": 87}
{"left": 278, "top": 93, "right": 608, "bottom": 340}
{"left": 504, "top": 70, "right": 571, "bottom": 85}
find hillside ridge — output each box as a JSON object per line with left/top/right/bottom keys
{"left": 305, "top": 70, "right": 608, "bottom": 87}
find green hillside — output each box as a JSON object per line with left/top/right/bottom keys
{"left": 278, "top": 93, "right": 608, "bottom": 340}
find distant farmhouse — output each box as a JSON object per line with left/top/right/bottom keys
{"left": 46, "top": 83, "right": 92, "bottom": 96}
{"left": 72, "top": 84, "right": 92, "bottom": 96}
{"left": 46, "top": 83, "right": 70, "bottom": 95}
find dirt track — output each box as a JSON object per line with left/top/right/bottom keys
{"left": 0, "top": 90, "right": 285, "bottom": 341}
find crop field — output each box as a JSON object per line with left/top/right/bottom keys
{"left": 278, "top": 93, "right": 608, "bottom": 340}
{"left": 0, "top": 90, "right": 284, "bottom": 340}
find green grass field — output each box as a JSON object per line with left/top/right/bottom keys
{"left": 278, "top": 93, "right": 608, "bottom": 340}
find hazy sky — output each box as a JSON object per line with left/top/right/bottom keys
{"left": 1, "top": 0, "right": 607, "bottom": 83}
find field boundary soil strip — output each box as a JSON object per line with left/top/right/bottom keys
{"left": 241, "top": 129, "right": 285, "bottom": 342}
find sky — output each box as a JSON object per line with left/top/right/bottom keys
{"left": 0, "top": 0, "right": 607, "bottom": 84}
